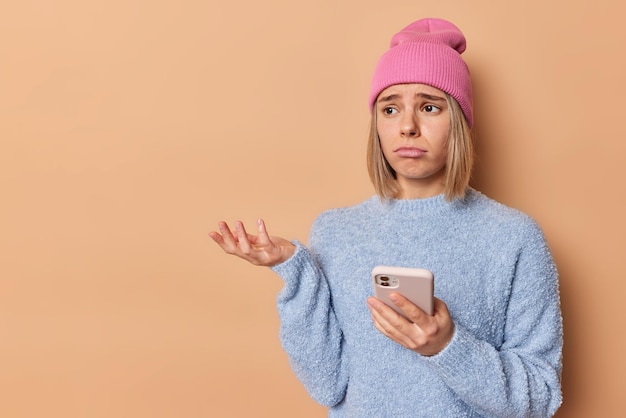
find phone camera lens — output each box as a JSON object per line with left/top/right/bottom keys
{"left": 380, "top": 276, "right": 389, "bottom": 282}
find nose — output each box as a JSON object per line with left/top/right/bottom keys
{"left": 400, "top": 113, "right": 419, "bottom": 137}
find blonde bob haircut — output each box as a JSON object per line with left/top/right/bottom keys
{"left": 367, "top": 92, "right": 473, "bottom": 202}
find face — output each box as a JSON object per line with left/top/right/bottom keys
{"left": 376, "top": 83, "right": 450, "bottom": 199}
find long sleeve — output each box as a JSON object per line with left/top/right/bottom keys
{"left": 424, "top": 220, "right": 563, "bottom": 417}
{"left": 272, "top": 241, "right": 348, "bottom": 407}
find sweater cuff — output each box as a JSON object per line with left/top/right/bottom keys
{"left": 270, "top": 241, "right": 317, "bottom": 299}
{"left": 422, "top": 322, "right": 488, "bottom": 381}
{"left": 271, "top": 240, "right": 307, "bottom": 276}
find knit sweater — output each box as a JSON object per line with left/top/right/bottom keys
{"left": 272, "top": 189, "right": 563, "bottom": 417}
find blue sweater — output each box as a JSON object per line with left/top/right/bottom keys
{"left": 272, "top": 189, "right": 562, "bottom": 417}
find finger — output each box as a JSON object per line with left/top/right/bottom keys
{"left": 368, "top": 301, "right": 396, "bottom": 334}
{"left": 401, "top": 296, "right": 452, "bottom": 348}
{"left": 217, "top": 222, "right": 239, "bottom": 253}
{"left": 367, "top": 298, "right": 419, "bottom": 348}
{"left": 208, "top": 231, "right": 225, "bottom": 246}
{"left": 367, "top": 297, "right": 409, "bottom": 335}
{"left": 370, "top": 314, "right": 390, "bottom": 337}
{"left": 256, "top": 218, "right": 273, "bottom": 246}
{"left": 432, "top": 297, "right": 445, "bottom": 314}
{"left": 389, "top": 292, "right": 429, "bottom": 326}
{"left": 367, "top": 300, "right": 393, "bottom": 335}
{"left": 234, "top": 221, "right": 252, "bottom": 254}
{"left": 431, "top": 297, "right": 452, "bottom": 328}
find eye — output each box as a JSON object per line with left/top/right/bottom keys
{"left": 382, "top": 106, "right": 398, "bottom": 115}
{"left": 423, "top": 104, "right": 441, "bottom": 113}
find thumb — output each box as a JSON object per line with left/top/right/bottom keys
{"left": 256, "top": 218, "right": 274, "bottom": 246}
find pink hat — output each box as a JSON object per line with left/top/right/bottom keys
{"left": 369, "top": 18, "right": 473, "bottom": 127}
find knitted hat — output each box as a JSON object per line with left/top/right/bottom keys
{"left": 369, "top": 18, "right": 473, "bottom": 127}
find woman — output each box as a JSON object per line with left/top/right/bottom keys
{"left": 209, "top": 18, "right": 563, "bottom": 417}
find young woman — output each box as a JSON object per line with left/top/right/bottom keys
{"left": 209, "top": 18, "right": 563, "bottom": 417}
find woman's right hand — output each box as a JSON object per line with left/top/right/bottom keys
{"left": 209, "top": 219, "right": 295, "bottom": 267}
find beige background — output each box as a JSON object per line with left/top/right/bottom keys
{"left": 1, "top": 0, "right": 624, "bottom": 416}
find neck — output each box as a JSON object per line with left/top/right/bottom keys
{"left": 397, "top": 180, "right": 445, "bottom": 200}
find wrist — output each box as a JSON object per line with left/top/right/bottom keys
{"left": 268, "top": 243, "right": 296, "bottom": 267}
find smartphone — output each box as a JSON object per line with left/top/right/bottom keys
{"left": 371, "top": 265, "right": 434, "bottom": 317}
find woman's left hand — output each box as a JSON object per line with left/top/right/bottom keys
{"left": 366, "top": 293, "right": 454, "bottom": 356}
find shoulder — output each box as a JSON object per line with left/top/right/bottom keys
{"left": 307, "top": 196, "right": 380, "bottom": 245}
{"left": 313, "top": 196, "right": 381, "bottom": 228}
{"left": 458, "top": 189, "right": 550, "bottom": 251}
{"left": 464, "top": 189, "right": 541, "bottom": 229}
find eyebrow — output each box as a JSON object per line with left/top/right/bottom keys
{"left": 377, "top": 92, "right": 446, "bottom": 104}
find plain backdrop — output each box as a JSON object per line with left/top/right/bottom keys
{"left": 1, "top": 0, "right": 625, "bottom": 416}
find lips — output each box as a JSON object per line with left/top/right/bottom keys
{"left": 395, "top": 147, "right": 426, "bottom": 158}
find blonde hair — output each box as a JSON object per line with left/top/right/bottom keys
{"left": 366, "top": 93, "right": 473, "bottom": 201}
